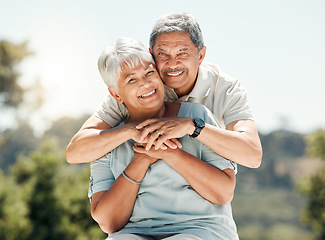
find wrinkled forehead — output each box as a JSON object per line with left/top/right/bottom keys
{"left": 153, "top": 32, "right": 196, "bottom": 51}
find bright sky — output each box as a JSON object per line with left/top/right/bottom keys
{"left": 1, "top": 0, "right": 324, "bottom": 134}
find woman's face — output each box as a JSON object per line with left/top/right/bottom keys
{"left": 112, "top": 61, "right": 165, "bottom": 115}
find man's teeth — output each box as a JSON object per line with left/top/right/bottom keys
{"left": 167, "top": 71, "right": 183, "bottom": 76}
{"left": 140, "top": 90, "right": 156, "bottom": 98}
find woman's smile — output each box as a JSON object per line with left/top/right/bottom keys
{"left": 139, "top": 89, "right": 156, "bottom": 98}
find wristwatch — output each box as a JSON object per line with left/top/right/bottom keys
{"left": 190, "top": 118, "right": 205, "bottom": 139}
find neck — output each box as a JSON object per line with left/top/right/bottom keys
{"left": 127, "top": 104, "right": 165, "bottom": 123}
{"left": 175, "top": 74, "right": 198, "bottom": 98}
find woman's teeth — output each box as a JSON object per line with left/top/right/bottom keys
{"left": 140, "top": 90, "right": 156, "bottom": 98}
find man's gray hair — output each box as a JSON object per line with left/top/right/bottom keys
{"left": 149, "top": 12, "right": 204, "bottom": 53}
{"left": 98, "top": 38, "right": 154, "bottom": 89}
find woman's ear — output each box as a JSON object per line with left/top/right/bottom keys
{"left": 108, "top": 88, "right": 123, "bottom": 104}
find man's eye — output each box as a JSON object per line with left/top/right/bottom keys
{"left": 179, "top": 52, "right": 188, "bottom": 56}
{"left": 146, "top": 70, "right": 154, "bottom": 75}
{"left": 159, "top": 52, "right": 166, "bottom": 57}
{"left": 128, "top": 78, "right": 136, "bottom": 83}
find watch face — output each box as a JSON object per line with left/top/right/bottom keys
{"left": 195, "top": 118, "right": 205, "bottom": 128}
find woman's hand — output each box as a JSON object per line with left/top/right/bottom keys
{"left": 133, "top": 142, "right": 177, "bottom": 161}
{"left": 133, "top": 143, "right": 161, "bottom": 165}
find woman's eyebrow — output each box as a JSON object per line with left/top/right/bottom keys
{"left": 121, "top": 71, "right": 136, "bottom": 79}
{"left": 145, "top": 64, "right": 154, "bottom": 71}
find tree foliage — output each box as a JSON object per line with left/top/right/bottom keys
{"left": 306, "top": 129, "right": 325, "bottom": 161}
{"left": 0, "top": 140, "right": 105, "bottom": 240}
{"left": 300, "top": 129, "right": 325, "bottom": 239}
{"left": 0, "top": 40, "right": 32, "bottom": 108}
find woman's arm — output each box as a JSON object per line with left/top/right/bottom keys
{"left": 90, "top": 151, "right": 158, "bottom": 234}
{"left": 66, "top": 115, "right": 140, "bottom": 163}
{"left": 133, "top": 146, "right": 236, "bottom": 205}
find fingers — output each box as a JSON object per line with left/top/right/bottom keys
{"left": 145, "top": 130, "right": 161, "bottom": 150}
{"left": 169, "top": 138, "right": 182, "bottom": 149}
{"left": 133, "top": 145, "right": 146, "bottom": 153}
{"left": 154, "top": 137, "right": 174, "bottom": 150}
{"left": 137, "top": 119, "right": 168, "bottom": 143}
{"left": 136, "top": 118, "right": 159, "bottom": 130}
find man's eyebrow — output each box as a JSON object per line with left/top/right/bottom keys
{"left": 179, "top": 47, "right": 191, "bottom": 52}
{"left": 156, "top": 47, "right": 167, "bottom": 52}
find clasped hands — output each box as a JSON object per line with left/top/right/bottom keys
{"left": 130, "top": 117, "right": 194, "bottom": 151}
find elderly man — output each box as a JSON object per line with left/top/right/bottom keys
{"left": 66, "top": 12, "right": 262, "bottom": 168}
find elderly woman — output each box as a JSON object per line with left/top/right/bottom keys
{"left": 88, "top": 38, "right": 239, "bottom": 240}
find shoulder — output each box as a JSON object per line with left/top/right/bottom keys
{"left": 201, "top": 62, "right": 238, "bottom": 84}
{"left": 179, "top": 102, "right": 207, "bottom": 115}
{"left": 179, "top": 102, "right": 219, "bottom": 127}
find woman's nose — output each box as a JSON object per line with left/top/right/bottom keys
{"left": 139, "top": 77, "right": 151, "bottom": 86}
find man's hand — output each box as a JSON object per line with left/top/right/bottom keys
{"left": 136, "top": 117, "right": 195, "bottom": 150}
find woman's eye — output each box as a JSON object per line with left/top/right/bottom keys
{"left": 128, "top": 78, "right": 136, "bottom": 83}
{"left": 146, "top": 70, "right": 154, "bottom": 75}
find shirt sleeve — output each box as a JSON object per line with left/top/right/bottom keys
{"left": 93, "top": 94, "right": 130, "bottom": 127}
{"left": 213, "top": 67, "right": 253, "bottom": 127}
{"left": 88, "top": 153, "right": 115, "bottom": 200}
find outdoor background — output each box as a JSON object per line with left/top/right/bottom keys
{"left": 1, "top": 0, "right": 325, "bottom": 239}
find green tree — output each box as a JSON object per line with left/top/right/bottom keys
{"left": 0, "top": 40, "right": 45, "bottom": 134}
{"left": 0, "top": 170, "right": 32, "bottom": 240}
{"left": 0, "top": 40, "right": 32, "bottom": 108}
{"left": 0, "top": 140, "right": 105, "bottom": 240}
{"left": 300, "top": 129, "right": 325, "bottom": 239}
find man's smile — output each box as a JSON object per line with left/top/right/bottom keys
{"left": 166, "top": 71, "right": 183, "bottom": 77}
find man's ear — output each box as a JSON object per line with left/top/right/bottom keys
{"left": 198, "top": 46, "right": 206, "bottom": 65}
{"left": 108, "top": 88, "right": 123, "bottom": 104}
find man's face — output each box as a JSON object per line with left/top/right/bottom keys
{"left": 152, "top": 32, "right": 206, "bottom": 97}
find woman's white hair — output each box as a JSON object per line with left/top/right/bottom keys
{"left": 98, "top": 38, "right": 154, "bottom": 89}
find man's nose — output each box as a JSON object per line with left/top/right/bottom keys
{"left": 166, "top": 56, "right": 180, "bottom": 68}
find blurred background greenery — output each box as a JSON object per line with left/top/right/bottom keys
{"left": 1, "top": 40, "right": 325, "bottom": 240}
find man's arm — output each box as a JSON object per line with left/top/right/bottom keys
{"left": 66, "top": 115, "right": 140, "bottom": 163}
{"left": 199, "top": 119, "right": 262, "bottom": 168}
{"left": 137, "top": 118, "right": 262, "bottom": 168}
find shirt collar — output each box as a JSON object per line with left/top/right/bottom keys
{"left": 178, "top": 63, "right": 214, "bottom": 102}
